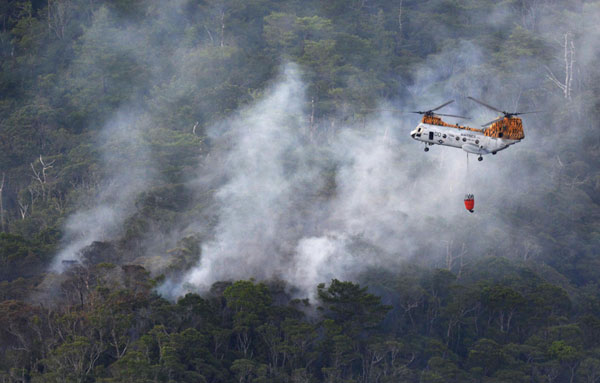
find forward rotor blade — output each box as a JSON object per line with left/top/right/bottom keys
{"left": 430, "top": 100, "right": 455, "bottom": 112}
{"left": 467, "top": 96, "right": 504, "bottom": 114}
{"left": 435, "top": 113, "right": 470, "bottom": 119}
{"left": 482, "top": 117, "right": 504, "bottom": 127}
{"left": 512, "top": 111, "right": 542, "bottom": 116}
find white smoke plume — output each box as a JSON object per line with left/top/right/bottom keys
{"left": 178, "top": 65, "right": 322, "bottom": 292}
{"left": 172, "top": 63, "right": 497, "bottom": 300}
{"left": 51, "top": 110, "right": 154, "bottom": 271}
{"left": 172, "top": 0, "right": 600, "bottom": 298}
{"left": 43, "top": 0, "right": 600, "bottom": 300}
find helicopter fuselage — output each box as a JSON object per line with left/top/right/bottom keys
{"left": 410, "top": 122, "right": 520, "bottom": 156}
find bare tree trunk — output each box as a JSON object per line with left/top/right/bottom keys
{"left": 47, "top": 0, "right": 70, "bottom": 40}
{"left": 0, "top": 172, "right": 5, "bottom": 232}
{"left": 457, "top": 243, "right": 467, "bottom": 279}
{"left": 17, "top": 198, "right": 29, "bottom": 220}
{"left": 220, "top": 10, "right": 225, "bottom": 48}
{"left": 546, "top": 32, "right": 575, "bottom": 100}
{"left": 31, "top": 155, "right": 55, "bottom": 201}
{"left": 47, "top": 0, "right": 51, "bottom": 37}
{"left": 309, "top": 97, "right": 315, "bottom": 141}
{"left": 554, "top": 155, "right": 564, "bottom": 189}
{"left": 204, "top": 25, "right": 215, "bottom": 45}
{"left": 445, "top": 240, "right": 454, "bottom": 271}
{"left": 445, "top": 241, "right": 467, "bottom": 276}
{"left": 398, "top": 0, "right": 403, "bottom": 38}
{"left": 565, "top": 33, "right": 575, "bottom": 100}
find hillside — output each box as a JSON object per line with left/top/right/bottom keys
{"left": 1, "top": 0, "right": 600, "bottom": 381}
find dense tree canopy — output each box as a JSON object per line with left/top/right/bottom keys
{"left": 1, "top": 0, "right": 600, "bottom": 381}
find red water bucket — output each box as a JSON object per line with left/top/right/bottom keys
{"left": 464, "top": 194, "right": 474, "bottom": 213}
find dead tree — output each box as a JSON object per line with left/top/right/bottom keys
{"left": 204, "top": 25, "right": 215, "bottom": 45}
{"left": 521, "top": 238, "right": 541, "bottom": 262}
{"left": 47, "top": 0, "right": 72, "bottom": 40}
{"left": 445, "top": 241, "right": 468, "bottom": 279}
{"left": 309, "top": 97, "right": 315, "bottom": 141}
{"left": 17, "top": 198, "right": 29, "bottom": 220}
{"left": 28, "top": 186, "right": 39, "bottom": 214}
{"left": 31, "top": 155, "right": 55, "bottom": 201}
{"left": 553, "top": 155, "right": 565, "bottom": 189}
{"left": 546, "top": 32, "right": 575, "bottom": 101}
{"left": 518, "top": 0, "right": 545, "bottom": 32}
{"left": 220, "top": 9, "right": 225, "bottom": 47}
{"left": 0, "top": 172, "right": 5, "bottom": 232}
{"left": 398, "top": 0, "right": 403, "bottom": 39}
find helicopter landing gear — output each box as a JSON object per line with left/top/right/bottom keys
{"left": 492, "top": 151, "right": 497, "bottom": 155}
{"left": 424, "top": 147, "right": 429, "bottom": 152}
{"left": 478, "top": 156, "right": 483, "bottom": 162}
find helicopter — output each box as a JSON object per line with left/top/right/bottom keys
{"left": 409, "top": 97, "right": 537, "bottom": 161}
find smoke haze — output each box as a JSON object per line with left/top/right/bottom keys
{"left": 51, "top": 110, "right": 155, "bottom": 271}
{"left": 45, "top": 0, "right": 600, "bottom": 300}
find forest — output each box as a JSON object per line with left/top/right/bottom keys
{"left": 1, "top": 0, "right": 600, "bottom": 381}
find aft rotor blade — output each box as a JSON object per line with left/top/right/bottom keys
{"left": 467, "top": 96, "right": 504, "bottom": 114}
{"left": 361, "top": 108, "right": 405, "bottom": 113}
{"left": 435, "top": 113, "right": 470, "bottom": 119}
{"left": 482, "top": 117, "right": 504, "bottom": 127}
{"left": 430, "top": 100, "right": 455, "bottom": 112}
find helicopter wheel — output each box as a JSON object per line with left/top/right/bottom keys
{"left": 424, "top": 147, "right": 429, "bottom": 152}
{"left": 478, "top": 156, "right": 483, "bottom": 162}
{"left": 492, "top": 151, "right": 497, "bottom": 155}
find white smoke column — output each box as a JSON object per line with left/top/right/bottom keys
{"left": 286, "top": 234, "right": 348, "bottom": 297}
{"left": 283, "top": 114, "right": 478, "bottom": 299}
{"left": 51, "top": 110, "right": 154, "bottom": 271}
{"left": 169, "top": 3, "right": 600, "bottom": 299}
{"left": 283, "top": 126, "right": 414, "bottom": 295}
{"left": 176, "top": 60, "right": 497, "bottom": 299}
{"left": 181, "top": 64, "right": 319, "bottom": 291}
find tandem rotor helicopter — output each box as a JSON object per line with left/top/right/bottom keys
{"left": 409, "top": 97, "right": 538, "bottom": 161}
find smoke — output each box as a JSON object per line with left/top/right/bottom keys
{"left": 48, "top": 0, "right": 236, "bottom": 273}
{"left": 51, "top": 109, "right": 155, "bottom": 271}
{"left": 175, "top": 64, "right": 321, "bottom": 293}
{"left": 170, "top": 1, "right": 600, "bottom": 299}
{"left": 44, "top": 0, "right": 600, "bottom": 300}
{"left": 171, "top": 63, "right": 497, "bottom": 300}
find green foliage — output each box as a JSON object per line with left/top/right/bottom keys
{"left": 0, "top": 0, "right": 600, "bottom": 381}
{"left": 0, "top": 259, "right": 599, "bottom": 382}
{"left": 0, "top": 232, "right": 54, "bottom": 281}
{"left": 318, "top": 279, "right": 391, "bottom": 333}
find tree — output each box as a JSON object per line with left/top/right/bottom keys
{"left": 281, "top": 318, "right": 318, "bottom": 371}
{"left": 318, "top": 279, "right": 391, "bottom": 336}
{"left": 578, "top": 357, "right": 600, "bottom": 383}
{"left": 481, "top": 285, "right": 525, "bottom": 335}
{"left": 40, "top": 335, "right": 103, "bottom": 383}
{"left": 467, "top": 338, "right": 505, "bottom": 377}
{"left": 546, "top": 32, "right": 575, "bottom": 101}
{"left": 0, "top": 172, "right": 5, "bottom": 232}
{"left": 224, "top": 280, "right": 272, "bottom": 357}
{"left": 231, "top": 358, "right": 256, "bottom": 383}
{"left": 548, "top": 340, "right": 582, "bottom": 383}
